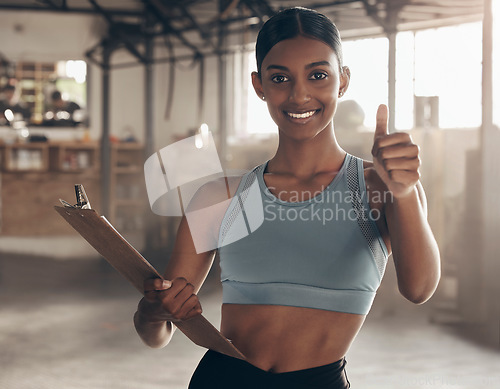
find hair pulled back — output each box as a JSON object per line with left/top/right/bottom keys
{"left": 255, "top": 7, "right": 343, "bottom": 75}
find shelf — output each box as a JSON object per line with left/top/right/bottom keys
{"left": 49, "top": 141, "right": 99, "bottom": 172}
{"left": 0, "top": 168, "right": 101, "bottom": 236}
{"left": 0, "top": 143, "right": 49, "bottom": 172}
{"left": 109, "top": 142, "right": 147, "bottom": 231}
{"left": 0, "top": 141, "right": 100, "bottom": 173}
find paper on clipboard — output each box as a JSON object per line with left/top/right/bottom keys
{"left": 54, "top": 186, "right": 245, "bottom": 360}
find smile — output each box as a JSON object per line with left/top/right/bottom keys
{"left": 286, "top": 110, "right": 318, "bottom": 119}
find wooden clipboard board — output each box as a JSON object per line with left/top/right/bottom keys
{"left": 54, "top": 205, "right": 245, "bottom": 360}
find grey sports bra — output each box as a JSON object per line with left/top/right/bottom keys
{"left": 217, "top": 153, "right": 389, "bottom": 315}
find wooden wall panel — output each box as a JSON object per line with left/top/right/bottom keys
{"left": 0, "top": 172, "right": 101, "bottom": 236}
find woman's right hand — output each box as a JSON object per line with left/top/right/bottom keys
{"left": 137, "top": 277, "right": 203, "bottom": 324}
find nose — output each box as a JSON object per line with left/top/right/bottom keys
{"left": 289, "top": 79, "right": 311, "bottom": 104}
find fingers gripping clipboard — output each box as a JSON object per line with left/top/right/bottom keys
{"left": 55, "top": 185, "right": 245, "bottom": 360}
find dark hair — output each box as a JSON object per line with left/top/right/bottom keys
{"left": 51, "top": 90, "right": 62, "bottom": 101}
{"left": 255, "top": 7, "right": 343, "bottom": 75}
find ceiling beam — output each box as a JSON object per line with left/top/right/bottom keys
{"left": 142, "top": 0, "right": 204, "bottom": 56}
{"left": 169, "top": 0, "right": 217, "bottom": 49}
{"left": 36, "top": 0, "right": 61, "bottom": 9}
{"left": 254, "top": 0, "right": 275, "bottom": 16}
{"left": 0, "top": 3, "right": 143, "bottom": 16}
{"left": 411, "top": 0, "right": 481, "bottom": 7}
{"left": 403, "top": 4, "right": 483, "bottom": 15}
{"left": 87, "top": 0, "right": 146, "bottom": 63}
{"left": 240, "top": 0, "right": 275, "bottom": 25}
{"left": 360, "top": 0, "right": 389, "bottom": 31}
{"left": 307, "top": 0, "right": 362, "bottom": 11}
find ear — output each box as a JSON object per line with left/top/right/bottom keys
{"left": 338, "top": 66, "right": 350, "bottom": 97}
{"left": 251, "top": 71, "right": 265, "bottom": 100}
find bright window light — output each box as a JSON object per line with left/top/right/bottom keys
{"left": 245, "top": 53, "right": 277, "bottom": 135}
{"left": 65, "top": 60, "right": 87, "bottom": 84}
{"left": 414, "top": 22, "right": 482, "bottom": 128}
{"left": 342, "top": 37, "right": 388, "bottom": 129}
{"left": 493, "top": 0, "right": 500, "bottom": 127}
{"left": 243, "top": 19, "right": 491, "bottom": 134}
{"left": 56, "top": 60, "right": 87, "bottom": 83}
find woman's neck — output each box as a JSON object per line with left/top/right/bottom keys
{"left": 269, "top": 126, "right": 346, "bottom": 177}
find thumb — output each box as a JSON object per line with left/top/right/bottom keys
{"left": 160, "top": 279, "right": 172, "bottom": 289}
{"left": 374, "top": 104, "right": 389, "bottom": 139}
{"left": 152, "top": 278, "right": 172, "bottom": 290}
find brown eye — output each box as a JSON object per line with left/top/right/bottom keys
{"left": 271, "top": 75, "right": 289, "bottom": 83}
{"left": 310, "top": 72, "right": 327, "bottom": 80}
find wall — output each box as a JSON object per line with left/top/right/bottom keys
{"left": 150, "top": 51, "right": 220, "bottom": 148}
{"left": 481, "top": 125, "right": 500, "bottom": 345}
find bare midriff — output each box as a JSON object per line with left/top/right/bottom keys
{"left": 220, "top": 303, "right": 366, "bottom": 373}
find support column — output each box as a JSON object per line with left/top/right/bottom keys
{"left": 100, "top": 44, "right": 112, "bottom": 218}
{"left": 217, "top": 0, "right": 230, "bottom": 166}
{"left": 480, "top": 0, "right": 499, "bottom": 347}
{"left": 362, "top": 0, "right": 399, "bottom": 133}
{"left": 481, "top": 0, "right": 493, "bottom": 135}
{"left": 387, "top": 30, "right": 396, "bottom": 133}
{"left": 144, "top": 16, "right": 155, "bottom": 160}
{"left": 144, "top": 16, "right": 157, "bottom": 252}
{"left": 386, "top": 8, "right": 398, "bottom": 133}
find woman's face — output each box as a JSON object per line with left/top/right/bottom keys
{"left": 252, "top": 35, "right": 349, "bottom": 141}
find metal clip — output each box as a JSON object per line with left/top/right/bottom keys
{"left": 75, "top": 184, "right": 91, "bottom": 209}
{"left": 58, "top": 184, "right": 92, "bottom": 209}
{"left": 59, "top": 199, "right": 76, "bottom": 208}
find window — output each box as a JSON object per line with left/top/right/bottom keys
{"left": 241, "top": 20, "right": 488, "bottom": 135}
{"left": 342, "top": 37, "right": 389, "bottom": 129}
{"left": 343, "top": 22, "right": 483, "bottom": 130}
{"left": 245, "top": 52, "right": 277, "bottom": 135}
{"left": 414, "top": 22, "right": 482, "bottom": 129}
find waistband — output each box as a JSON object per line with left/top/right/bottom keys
{"left": 200, "top": 349, "right": 351, "bottom": 388}
{"left": 222, "top": 280, "right": 375, "bottom": 315}
{"left": 208, "top": 349, "right": 347, "bottom": 376}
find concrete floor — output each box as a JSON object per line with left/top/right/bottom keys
{"left": 1, "top": 254, "right": 499, "bottom": 389}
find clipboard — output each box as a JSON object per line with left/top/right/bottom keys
{"left": 55, "top": 185, "right": 245, "bottom": 360}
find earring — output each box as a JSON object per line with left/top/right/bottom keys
{"left": 338, "top": 91, "right": 343, "bottom": 97}
{"left": 262, "top": 96, "right": 266, "bottom": 101}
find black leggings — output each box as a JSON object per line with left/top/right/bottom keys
{"left": 188, "top": 350, "right": 350, "bottom": 389}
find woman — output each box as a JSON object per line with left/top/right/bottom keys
{"left": 134, "top": 7, "right": 441, "bottom": 388}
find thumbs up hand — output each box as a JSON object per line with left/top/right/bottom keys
{"left": 371, "top": 104, "right": 421, "bottom": 199}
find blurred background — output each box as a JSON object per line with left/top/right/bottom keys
{"left": 0, "top": 1, "right": 498, "bottom": 388}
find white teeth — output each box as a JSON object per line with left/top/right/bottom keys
{"left": 287, "top": 110, "right": 316, "bottom": 119}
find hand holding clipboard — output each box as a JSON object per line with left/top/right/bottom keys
{"left": 55, "top": 185, "right": 245, "bottom": 360}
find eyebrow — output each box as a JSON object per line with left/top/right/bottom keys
{"left": 266, "top": 61, "right": 332, "bottom": 72}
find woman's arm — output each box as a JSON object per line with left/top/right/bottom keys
{"left": 134, "top": 216, "right": 216, "bottom": 348}
{"left": 134, "top": 176, "right": 242, "bottom": 348}
{"left": 384, "top": 183, "right": 441, "bottom": 304}
{"left": 371, "top": 104, "right": 441, "bottom": 304}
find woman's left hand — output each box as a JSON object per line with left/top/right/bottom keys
{"left": 371, "top": 104, "right": 421, "bottom": 199}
